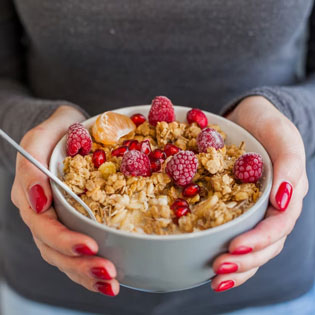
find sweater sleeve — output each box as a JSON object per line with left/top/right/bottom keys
{"left": 221, "top": 9, "right": 315, "bottom": 159}
{"left": 0, "top": 0, "right": 88, "bottom": 172}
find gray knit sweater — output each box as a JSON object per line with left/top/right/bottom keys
{"left": 1, "top": 0, "right": 315, "bottom": 314}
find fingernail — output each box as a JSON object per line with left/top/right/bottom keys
{"left": 95, "top": 282, "right": 115, "bottom": 296}
{"left": 91, "top": 267, "right": 113, "bottom": 280}
{"left": 73, "top": 244, "right": 95, "bottom": 256}
{"left": 214, "top": 280, "right": 235, "bottom": 292}
{"left": 29, "top": 184, "right": 47, "bottom": 213}
{"left": 275, "top": 181, "right": 293, "bottom": 211}
{"left": 231, "top": 246, "right": 253, "bottom": 255}
{"left": 216, "top": 262, "right": 238, "bottom": 274}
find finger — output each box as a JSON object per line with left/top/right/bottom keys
{"left": 34, "top": 238, "right": 119, "bottom": 296}
{"left": 14, "top": 182, "right": 99, "bottom": 257}
{"left": 229, "top": 191, "right": 302, "bottom": 253}
{"left": 211, "top": 268, "right": 258, "bottom": 292}
{"left": 213, "top": 237, "right": 285, "bottom": 274}
{"left": 17, "top": 109, "right": 84, "bottom": 213}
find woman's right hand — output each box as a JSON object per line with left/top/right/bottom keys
{"left": 11, "top": 105, "right": 120, "bottom": 297}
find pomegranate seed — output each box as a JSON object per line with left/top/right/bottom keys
{"left": 92, "top": 150, "right": 106, "bottom": 168}
{"left": 149, "top": 149, "right": 167, "bottom": 161}
{"left": 123, "top": 139, "right": 139, "bottom": 150}
{"left": 182, "top": 183, "right": 200, "bottom": 197}
{"left": 150, "top": 159, "right": 162, "bottom": 172}
{"left": 138, "top": 140, "right": 152, "bottom": 155}
{"left": 130, "top": 113, "right": 146, "bottom": 126}
{"left": 174, "top": 206, "right": 190, "bottom": 218}
{"left": 164, "top": 143, "right": 180, "bottom": 157}
{"left": 111, "top": 146, "right": 129, "bottom": 157}
{"left": 170, "top": 198, "right": 189, "bottom": 210}
{"left": 187, "top": 108, "right": 208, "bottom": 129}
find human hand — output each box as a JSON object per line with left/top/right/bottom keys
{"left": 11, "top": 106, "right": 120, "bottom": 296}
{"left": 211, "top": 96, "right": 309, "bottom": 292}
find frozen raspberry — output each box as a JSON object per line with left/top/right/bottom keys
{"left": 164, "top": 143, "right": 180, "bottom": 157}
{"left": 187, "top": 109, "right": 208, "bottom": 129}
{"left": 120, "top": 150, "right": 151, "bottom": 177}
{"left": 66, "top": 123, "right": 92, "bottom": 157}
{"left": 130, "top": 113, "right": 146, "bottom": 126}
{"left": 197, "top": 128, "right": 224, "bottom": 153}
{"left": 182, "top": 183, "right": 200, "bottom": 197}
{"left": 166, "top": 151, "right": 198, "bottom": 186}
{"left": 148, "top": 96, "right": 175, "bottom": 126}
{"left": 234, "top": 153, "right": 263, "bottom": 183}
{"left": 92, "top": 150, "right": 106, "bottom": 168}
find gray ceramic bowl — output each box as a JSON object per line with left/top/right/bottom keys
{"left": 49, "top": 105, "right": 272, "bottom": 293}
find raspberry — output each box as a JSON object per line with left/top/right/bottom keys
{"left": 120, "top": 150, "right": 151, "bottom": 177}
{"left": 187, "top": 109, "right": 208, "bottom": 129}
{"left": 166, "top": 151, "right": 198, "bottom": 186}
{"left": 164, "top": 143, "right": 180, "bottom": 157}
{"left": 66, "top": 123, "right": 92, "bottom": 157}
{"left": 234, "top": 153, "right": 263, "bottom": 183}
{"left": 148, "top": 96, "right": 175, "bottom": 126}
{"left": 130, "top": 113, "right": 146, "bottom": 126}
{"left": 182, "top": 183, "right": 200, "bottom": 197}
{"left": 197, "top": 128, "right": 224, "bottom": 153}
{"left": 92, "top": 150, "right": 106, "bottom": 168}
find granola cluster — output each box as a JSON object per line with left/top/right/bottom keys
{"left": 63, "top": 119, "right": 261, "bottom": 235}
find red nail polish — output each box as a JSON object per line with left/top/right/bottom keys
{"left": 91, "top": 267, "right": 113, "bottom": 280}
{"left": 29, "top": 184, "right": 47, "bottom": 213}
{"left": 214, "top": 280, "right": 235, "bottom": 292}
{"left": 216, "top": 262, "right": 238, "bottom": 274}
{"left": 275, "top": 181, "right": 293, "bottom": 211}
{"left": 95, "top": 282, "right": 115, "bottom": 296}
{"left": 231, "top": 246, "right": 253, "bottom": 255}
{"left": 73, "top": 244, "right": 95, "bottom": 256}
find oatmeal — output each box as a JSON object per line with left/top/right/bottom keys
{"left": 63, "top": 96, "right": 263, "bottom": 235}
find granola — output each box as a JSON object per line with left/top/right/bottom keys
{"left": 63, "top": 108, "right": 262, "bottom": 235}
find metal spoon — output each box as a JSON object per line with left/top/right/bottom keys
{"left": 0, "top": 128, "right": 97, "bottom": 222}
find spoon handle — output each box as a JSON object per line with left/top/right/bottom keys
{"left": 0, "top": 129, "right": 97, "bottom": 221}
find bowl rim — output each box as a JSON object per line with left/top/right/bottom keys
{"left": 49, "top": 105, "right": 273, "bottom": 241}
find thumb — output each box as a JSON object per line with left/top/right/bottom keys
{"left": 17, "top": 106, "right": 85, "bottom": 213}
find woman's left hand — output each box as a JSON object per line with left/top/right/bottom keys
{"left": 211, "top": 96, "right": 309, "bottom": 292}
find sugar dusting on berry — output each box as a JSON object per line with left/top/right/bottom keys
{"left": 197, "top": 127, "right": 224, "bottom": 152}
{"left": 148, "top": 96, "right": 175, "bottom": 126}
{"left": 66, "top": 123, "right": 92, "bottom": 157}
{"left": 120, "top": 150, "right": 151, "bottom": 177}
{"left": 234, "top": 153, "right": 263, "bottom": 183}
{"left": 166, "top": 151, "right": 198, "bottom": 186}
